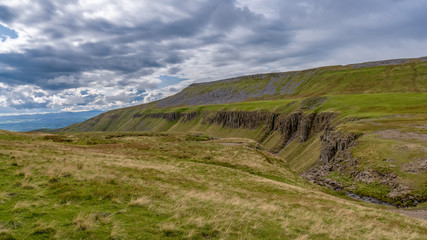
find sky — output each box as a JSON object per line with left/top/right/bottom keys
{"left": 0, "top": 0, "right": 426, "bottom": 115}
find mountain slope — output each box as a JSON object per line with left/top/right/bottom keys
{"left": 60, "top": 57, "right": 427, "bottom": 207}
{"left": 155, "top": 57, "right": 427, "bottom": 107}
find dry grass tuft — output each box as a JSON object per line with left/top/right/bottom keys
{"left": 14, "top": 166, "right": 32, "bottom": 179}
{"left": 0, "top": 192, "right": 8, "bottom": 204}
{"left": 73, "top": 212, "right": 97, "bottom": 231}
{"left": 129, "top": 196, "right": 151, "bottom": 207}
{"left": 13, "top": 200, "right": 42, "bottom": 211}
{"left": 31, "top": 223, "right": 56, "bottom": 237}
{"left": 110, "top": 222, "right": 127, "bottom": 239}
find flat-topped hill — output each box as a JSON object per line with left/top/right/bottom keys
{"left": 154, "top": 57, "right": 427, "bottom": 107}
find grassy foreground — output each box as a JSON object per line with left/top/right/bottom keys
{"left": 0, "top": 131, "right": 426, "bottom": 239}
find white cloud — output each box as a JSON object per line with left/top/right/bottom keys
{"left": 0, "top": 95, "right": 6, "bottom": 104}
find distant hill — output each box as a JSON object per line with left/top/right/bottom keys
{"left": 0, "top": 110, "right": 104, "bottom": 132}
{"left": 154, "top": 56, "right": 427, "bottom": 107}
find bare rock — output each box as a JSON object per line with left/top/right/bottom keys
{"left": 403, "top": 159, "right": 427, "bottom": 173}
{"left": 387, "top": 185, "right": 411, "bottom": 199}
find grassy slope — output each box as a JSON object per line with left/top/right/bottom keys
{"left": 290, "top": 61, "right": 427, "bottom": 97}
{"left": 0, "top": 131, "right": 426, "bottom": 239}
{"left": 165, "top": 58, "right": 427, "bottom": 103}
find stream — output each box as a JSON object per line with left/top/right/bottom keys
{"left": 346, "top": 192, "right": 395, "bottom": 206}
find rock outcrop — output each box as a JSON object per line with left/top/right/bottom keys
{"left": 136, "top": 112, "right": 198, "bottom": 122}
{"left": 302, "top": 128, "right": 362, "bottom": 190}
{"left": 202, "top": 111, "right": 276, "bottom": 130}
{"left": 144, "top": 112, "right": 181, "bottom": 121}
{"left": 270, "top": 112, "right": 336, "bottom": 152}
{"left": 200, "top": 110, "right": 336, "bottom": 153}
{"left": 181, "top": 112, "right": 198, "bottom": 122}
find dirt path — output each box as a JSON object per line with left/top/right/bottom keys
{"left": 395, "top": 209, "right": 427, "bottom": 221}
{"left": 219, "top": 142, "right": 249, "bottom": 146}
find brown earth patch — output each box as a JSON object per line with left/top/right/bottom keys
{"left": 395, "top": 209, "right": 427, "bottom": 221}
{"left": 376, "top": 130, "right": 427, "bottom": 142}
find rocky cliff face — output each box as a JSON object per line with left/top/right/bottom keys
{"left": 181, "top": 112, "right": 198, "bottom": 122}
{"left": 302, "top": 128, "right": 362, "bottom": 189}
{"left": 135, "top": 112, "right": 198, "bottom": 122}
{"left": 200, "top": 110, "right": 337, "bottom": 153}
{"left": 202, "top": 111, "right": 276, "bottom": 130}
{"left": 142, "top": 110, "right": 336, "bottom": 153}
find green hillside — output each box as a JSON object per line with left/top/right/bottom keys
{"left": 154, "top": 57, "right": 427, "bottom": 107}
{"left": 0, "top": 131, "right": 426, "bottom": 239}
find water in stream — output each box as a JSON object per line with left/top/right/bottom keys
{"left": 346, "top": 192, "right": 394, "bottom": 206}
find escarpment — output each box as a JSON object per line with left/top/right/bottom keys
{"left": 141, "top": 109, "right": 337, "bottom": 154}
{"left": 142, "top": 112, "right": 181, "bottom": 121}
{"left": 319, "top": 127, "right": 362, "bottom": 165}
{"left": 181, "top": 112, "right": 198, "bottom": 122}
{"left": 302, "top": 128, "right": 362, "bottom": 189}
{"left": 134, "top": 112, "right": 198, "bottom": 122}
{"left": 270, "top": 112, "right": 336, "bottom": 152}
{"left": 202, "top": 111, "right": 276, "bottom": 129}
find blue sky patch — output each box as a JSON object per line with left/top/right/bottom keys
{"left": 0, "top": 24, "right": 18, "bottom": 41}
{"left": 158, "top": 75, "right": 188, "bottom": 88}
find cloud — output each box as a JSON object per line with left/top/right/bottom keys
{"left": 0, "top": 0, "right": 426, "bottom": 113}
{"left": 0, "top": 5, "right": 15, "bottom": 23}
{"left": 0, "top": 81, "right": 161, "bottom": 112}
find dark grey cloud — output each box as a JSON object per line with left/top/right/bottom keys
{"left": 0, "top": 5, "right": 15, "bottom": 22}
{"left": 0, "top": 0, "right": 426, "bottom": 113}
{"left": 0, "top": 0, "right": 262, "bottom": 91}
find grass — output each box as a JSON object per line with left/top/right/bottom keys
{"left": 0, "top": 131, "right": 426, "bottom": 239}
{"left": 350, "top": 132, "right": 427, "bottom": 196}
{"left": 319, "top": 93, "right": 427, "bottom": 119}
{"left": 176, "top": 59, "right": 427, "bottom": 105}
{"left": 185, "top": 75, "right": 272, "bottom": 96}
{"left": 278, "top": 133, "right": 322, "bottom": 173}
{"left": 291, "top": 61, "right": 427, "bottom": 96}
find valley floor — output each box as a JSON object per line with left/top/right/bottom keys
{"left": 0, "top": 131, "right": 426, "bottom": 239}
